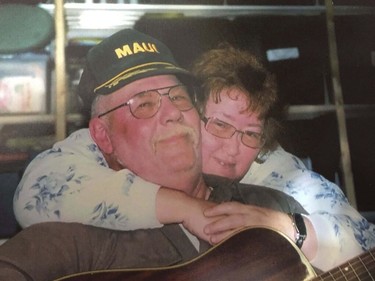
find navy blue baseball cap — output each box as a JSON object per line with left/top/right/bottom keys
{"left": 78, "top": 28, "right": 193, "bottom": 107}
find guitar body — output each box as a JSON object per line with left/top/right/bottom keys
{"left": 56, "top": 227, "right": 316, "bottom": 281}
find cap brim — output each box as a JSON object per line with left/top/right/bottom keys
{"left": 94, "top": 62, "right": 193, "bottom": 96}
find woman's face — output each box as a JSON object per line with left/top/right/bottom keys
{"left": 201, "top": 88, "right": 263, "bottom": 180}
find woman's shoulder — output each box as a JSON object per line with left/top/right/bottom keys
{"left": 241, "top": 145, "right": 307, "bottom": 185}
{"left": 256, "top": 146, "right": 306, "bottom": 171}
{"left": 31, "top": 128, "right": 105, "bottom": 166}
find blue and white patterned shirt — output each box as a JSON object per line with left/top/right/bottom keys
{"left": 241, "top": 148, "right": 375, "bottom": 270}
{"left": 13, "top": 128, "right": 375, "bottom": 271}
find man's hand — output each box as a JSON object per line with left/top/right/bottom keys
{"left": 203, "top": 201, "right": 294, "bottom": 245}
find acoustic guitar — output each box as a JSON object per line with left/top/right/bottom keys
{"left": 55, "top": 227, "right": 375, "bottom": 281}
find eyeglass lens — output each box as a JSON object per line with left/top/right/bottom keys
{"left": 129, "top": 85, "right": 194, "bottom": 119}
{"left": 205, "top": 117, "right": 264, "bottom": 148}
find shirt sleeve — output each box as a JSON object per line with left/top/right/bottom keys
{"left": 240, "top": 146, "right": 375, "bottom": 271}
{"left": 13, "top": 129, "right": 162, "bottom": 231}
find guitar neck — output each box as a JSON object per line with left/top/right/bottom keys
{"left": 315, "top": 248, "right": 375, "bottom": 281}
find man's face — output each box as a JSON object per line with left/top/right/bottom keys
{"left": 99, "top": 75, "right": 202, "bottom": 194}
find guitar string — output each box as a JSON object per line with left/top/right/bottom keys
{"left": 357, "top": 255, "right": 375, "bottom": 281}
{"left": 337, "top": 266, "right": 350, "bottom": 281}
{"left": 336, "top": 257, "right": 375, "bottom": 281}
{"left": 317, "top": 257, "right": 375, "bottom": 281}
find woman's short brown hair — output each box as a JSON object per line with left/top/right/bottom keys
{"left": 192, "top": 43, "right": 285, "bottom": 153}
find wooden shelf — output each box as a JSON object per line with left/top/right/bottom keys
{"left": 287, "top": 104, "right": 375, "bottom": 120}
{"left": 39, "top": 3, "right": 375, "bottom": 39}
{"left": 0, "top": 114, "right": 84, "bottom": 126}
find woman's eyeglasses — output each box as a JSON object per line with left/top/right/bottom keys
{"left": 202, "top": 116, "right": 265, "bottom": 149}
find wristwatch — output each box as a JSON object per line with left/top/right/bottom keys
{"left": 289, "top": 213, "right": 307, "bottom": 248}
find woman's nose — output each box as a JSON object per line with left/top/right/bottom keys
{"left": 223, "top": 132, "right": 241, "bottom": 156}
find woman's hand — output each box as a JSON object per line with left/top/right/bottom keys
{"left": 156, "top": 187, "right": 224, "bottom": 243}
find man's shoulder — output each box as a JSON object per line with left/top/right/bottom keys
{"left": 206, "top": 174, "right": 307, "bottom": 215}
{"left": 238, "top": 183, "right": 308, "bottom": 214}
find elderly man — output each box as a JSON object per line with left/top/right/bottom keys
{"left": 0, "top": 29, "right": 308, "bottom": 280}
{"left": 0, "top": 30, "right": 305, "bottom": 280}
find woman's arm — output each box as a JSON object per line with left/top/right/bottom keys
{"left": 14, "top": 129, "right": 221, "bottom": 239}
{"left": 14, "top": 129, "right": 162, "bottom": 230}
{"left": 240, "top": 146, "right": 375, "bottom": 271}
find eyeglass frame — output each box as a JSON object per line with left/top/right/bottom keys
{"left": 97, "top": 84, "right": 195, "bottom": 119}
{"left": 201, "top": 116, "right": 265, "bottom": 149}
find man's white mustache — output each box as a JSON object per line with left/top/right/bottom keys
{"left": 152, "top": 125, "right": 199, "bottom": 149}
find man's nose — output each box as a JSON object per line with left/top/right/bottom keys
{"left": 158, "top": 95, "right": 183, "bottom": 123}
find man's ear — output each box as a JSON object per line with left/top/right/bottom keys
{"left": 89, "top": 118, "right": 113, "bottom": 154}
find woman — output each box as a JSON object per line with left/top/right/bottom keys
{"left": 193, "top": 43, "right": 281, "bottom": 181}
{"left": 192, "top": 44, "right": 375, "bottom": 271}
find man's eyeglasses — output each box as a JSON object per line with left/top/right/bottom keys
{"left": 98, "top": 84, "right": 195, "bottom": 119}
{"left": 202, "top": 117, "right": 265, "bottom": 149}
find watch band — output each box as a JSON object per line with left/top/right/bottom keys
{"left": 289, "top": 213, "right": 307, "bottom": 248}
